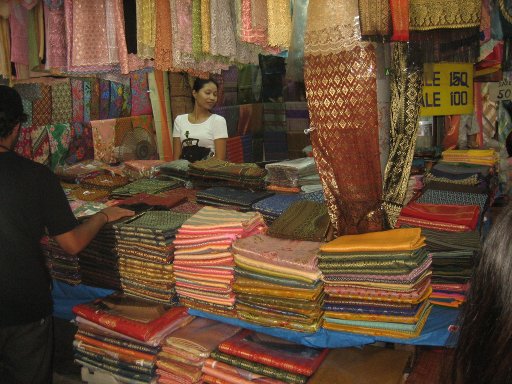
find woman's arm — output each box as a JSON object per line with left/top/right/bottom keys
{"left": 212, "top": 138, "right": 227, "bottom": 160}
{"left": 173, "top": 137, "right": 182, "bottom": 160}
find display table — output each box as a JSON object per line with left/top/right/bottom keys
{"left": 188, "top": 306, "right": 459, "bottom": 349}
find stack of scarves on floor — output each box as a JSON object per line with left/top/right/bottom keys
{"left": 267, "top": 200, "right": 332, "bottom": 242}
{"left": 188, "top": 158, "right": 268, "bottom": 190}
{"left": 251, "top": 191, "right": 325, "bottom": 224}
{"left": 156, "top": 318, "right": 241, "bottom": 384}
{"left": 265, "top": 158, "right": 320, "bottom": 191}
{"left": 419, "top": 228, "right": 480, "bottom": 308}
{"left": 72, "top": 294, "right": 194, "bottom": 384}
{"left": 441, "top": 149, "right": 498, "bottom": 166}
{"left": 113, "top": 211, "right": 192, "bottom": 304}
{"left": 173, "top": 207, "right": 267, "bottom": 317}
{"left": 206, "top": 329, "right": 328, "bottom": 384}
{"left": 196, "top": 187, "right": 274, "bottom": 211}
{"left": 232, "top": 235, "right": 324, "bottom": 333}
{"left": 319, "top": 228, "right": 433, "bottom": 339}
{"left": 110, "top": 178, "right": 182, "bottom": 199}
{"left": 43, "top": 236, "right": 81, "bottom": 285}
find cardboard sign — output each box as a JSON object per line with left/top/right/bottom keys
{"left": 420, "top": 63, "right": 474, "bottom": 116}
{"left": 488, "top": 78, "right": 512, "bottom": 101}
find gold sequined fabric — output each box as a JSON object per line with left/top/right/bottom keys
{"left": 381, "top": 43, "right": 423, "bottom": 228}
{"left": 136, "top": 0, "right": 156, "bottom": 59}
{"left": 266, "top": 0, "right": 291, "bottom": 49}
{"left": 304, "top": 0, "right": 383, "bottom": 236}
{"left": 201, "top": 0, "right": 211, "bottom": 53}
{"left": 409, "top": 0, "right": 481, "bottom": 31}
{"left": 358, "top": 0, "right": 390, "bottom": 37}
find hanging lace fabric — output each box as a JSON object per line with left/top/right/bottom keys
{"left": 381, "top": 43, "right": 423, "bottom": 228}
{"left": 304, "top": 0, "right": 383, "bottom": 236}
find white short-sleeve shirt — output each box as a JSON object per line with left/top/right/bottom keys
{"left": 172, "top": 114, "right": 228, "bottom": 154}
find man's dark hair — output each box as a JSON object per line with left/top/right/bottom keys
{"left": 0, "top": 85, "right": 27, "bottom": 139}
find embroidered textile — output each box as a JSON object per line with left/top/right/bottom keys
{"left": 409, "top": 0, "right": 482, "bottom": 31}
{"left": 44, "top": 2, "right": 66, "bottom": 68}
{"left": 358, "top": 0, "right": 390, "bottom": 37}
{"left": 381, "top": 43, "right": 423, "bottom": 228}
{"left": 304, "top": 0, "right": 382, "bottom": 235}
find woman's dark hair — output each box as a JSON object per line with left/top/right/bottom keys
{"left": 192, "top": 77, "right": 218, "bottom": 93}
{"left": 0, "top": 85, "right": 27, "bottom": 139}
{"left": 447, "top": 203, "right": 512, "bottom": 383}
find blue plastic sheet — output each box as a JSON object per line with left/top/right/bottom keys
{"left": 188, "top": 306, "right": 459, "bottom": 348}
{"left": 52, "top": 280, "right": 114, "bottom": 320}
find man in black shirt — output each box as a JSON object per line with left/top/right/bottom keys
{"left": 0, "top": 85, "right": 135, "bottom": 383}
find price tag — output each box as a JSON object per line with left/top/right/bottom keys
{"left": 489, "top": 79, "right": 512, "bottom": 101}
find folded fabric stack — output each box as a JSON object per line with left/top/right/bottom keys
{"left": 205, "top": 329, "right": 328, "bottom": 384}
{"left": 114, "top": 211, "right": 192, "bottom": 304}
{"left": 319, "top": 228, "right": 433, "bottom": 339}
{"left": 79, "top": 221, "right": 121, "bottom": 290}
{"left": 251, "top": 191, "right": 325, "bottom": 224}
{"left": 265, "top": 157, "right": 320, "bottom": 189}
{"left": 441, "top": 149, "right": 498, "bottom": 166}
{"left": 396, "top": 202, "right": 481, "bottom": 232}
{"left": 157, "top": 160, "right": 191, "bottom": 182}
{"left": 267, "top": 200, "right": 332, "bottom": 242}
{"left": 232, "top": 235, "right": 324, "bottom": 333}
{"left": 188, "top": 158, "right": 268, "bottom": 189}
{"left": 173, "top": 207, "right": 267, "bottom": 317}
{"left": 71, "top": 173, "right": 131, "bottom": 202}
{"left": 424, "top": 162, "right": 492, "bottom": 190}
{"left": 110, "top": 178, "right": 182, "bottom": 199}
{"left": 418, "top": 228, "right": 480, "bottom": 308}
{"left": 112, "top": 192, "right": 188, "bottom": 212}
{"left": 196, "top": 187, "right": 274, "bottom": 211}
{"left": 43, "top": 237, "right": 81, "bottom": 285}
{"left": 156, "top": 318, "right": 241, "bottom": 384}
{"left": 123, "top": 159, "right": 166, "bottom": 179}
{"left": 72, "top": 294, "right": 194, "bottom": 383}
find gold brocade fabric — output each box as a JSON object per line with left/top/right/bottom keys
{"left": 381, "top": 43, "right": 423, "bottom": 228}
{"left": 201, "top": 0, "right": 211, "bottom": 53}
{"left": 136, "top": 0, "right": 156, "bottom": 59}
{"left": 154, "top": 0, "right": 173, "bottom": 70}
{"left": 266, "top": 0, "right": 291, "bottom": 49}
{"left": 409, "top": 0, "right": 481, "bottom": 31}
{"left": 358, "top": 0, "right": 390, "bottom": 37}
{"left": 0, "top": 17, "right": 10, "bottom": 79}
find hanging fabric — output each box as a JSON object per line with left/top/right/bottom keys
{"left": 381, "top": 43, "right": 423, "bottom": 228}
{"left": 148, "top": 70, "right": 173, "bottom": 161}
{"left": 304, "top": 0, "right": 383, "bottom": 235}
{"left": 358, "top": 0, "right": 391, "bottom": 38}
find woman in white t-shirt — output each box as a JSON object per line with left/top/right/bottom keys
{"left": 172, "top": 78, "right": 228, "bottom": 161}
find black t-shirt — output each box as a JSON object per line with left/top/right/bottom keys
{"left": 0, "top": 152, "right": 78, "bottom": 326}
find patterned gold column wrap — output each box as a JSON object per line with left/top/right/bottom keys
{"left": 304, "top": 0, "right": 383, "bottom": 236}
{"left": 358, "top": 0, "right": 390, "bottom": 37}
{"left": 381, "top": 42, "right": 423, "bottom": 228}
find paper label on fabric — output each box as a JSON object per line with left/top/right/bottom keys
{"left": 488, "top": 79, "right": 512, "bottom": 101}
{"left": 420, "top": 63, "right": 474, "bottom": 116}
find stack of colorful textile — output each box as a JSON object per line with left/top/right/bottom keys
{"left": 319, "top": 228, "right": 433, "bottom": 339}
{"left": 188, "top": 158, "right": 267, "bottom": 189}
{"left": 396, "top": 202, "right": 481, "bottom": 232}
{"left": 72, "top": 294, "right": 193, "bottom": 383}
{"left": 251, "top": 191, "right": 325, "bottom": 224}
{"left": 157, "top": 160, "right": 191, "bottom": 184}
{"left": 206, "top": 330, "right": 328, "bottom": 384}
{"left": 418, "top": 228, "right": 480, "bottom": 308}
{"left": 79, "top": 221, "right": 121, "bottom": 290}
{"left": 71, "top": 173, "right": 131, "bottom": 202}
{"left": 233, "top": 235, "right": 324, "bottom": 333}
{"left": 441, "top": 149, "right": 498, "bottom": 166}
{"left": 110, "top": 178, "right": 182, "bottom": 199}
{"left": 43, "top": 237, "right": 81, "bottom": 285}
{"left": 173, "top": 207, "right": 267, "bottom": 317}
{"left": 156, "top": 318, "right": 241, "bottom": 384}
{"left": 424, "top": 162, "right": 492, "bottom": 191}
{"left": 113, "top": 211, "right": 192, "bottom": 304}
{"left": 267, "top": 200, "right": 332, "bottom": 242}
{"left": 196, "top": 187, "right": 274, "bottom": 211}
{"left": 265, "top": 157, "right": 320, "bottom": 189}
